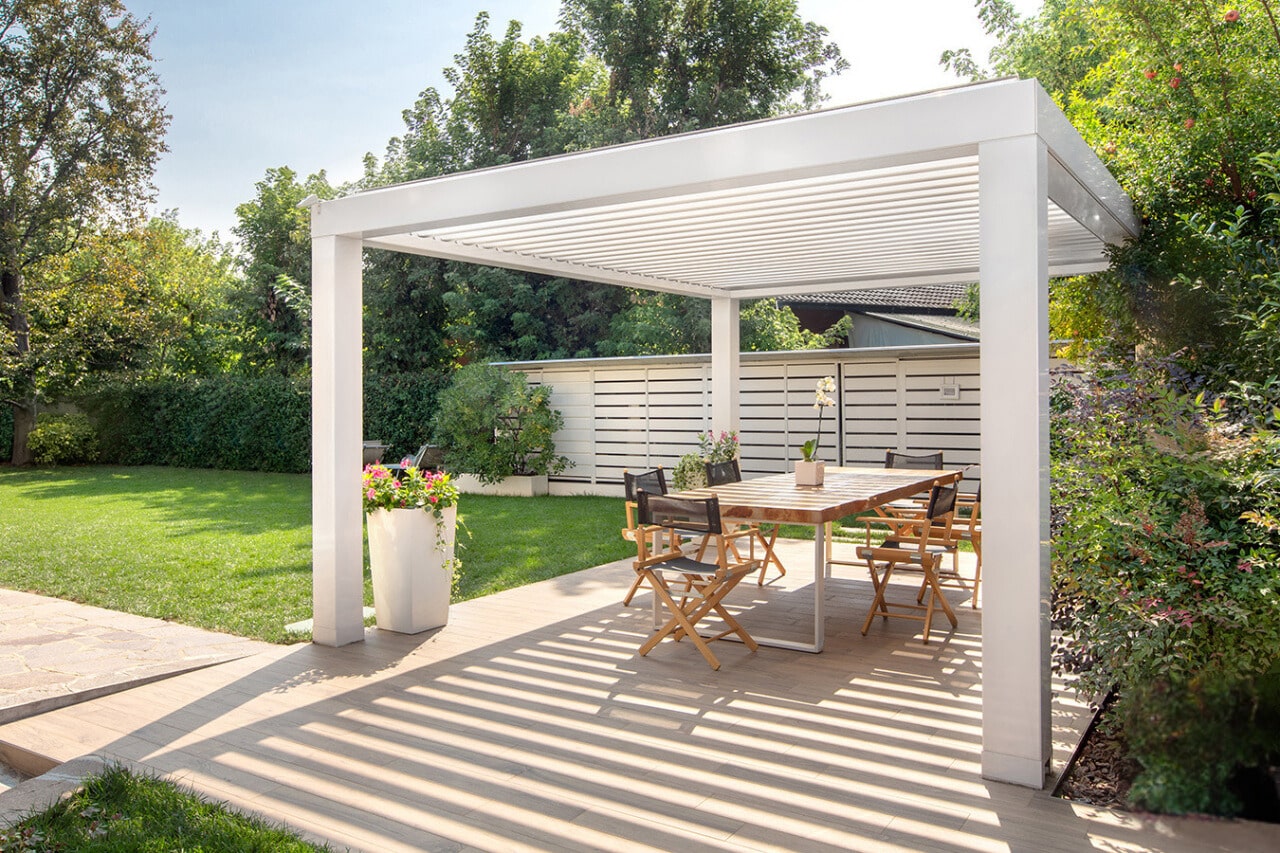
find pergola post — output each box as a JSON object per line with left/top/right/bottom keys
{"left": 978, "top": 135, "right": 1052, "bottom": 787}
{"left": 311, "top": 234, "right": 366, "bottom": 647}
{"left": 710, "top": 297, "right": 740, "bottom": 435}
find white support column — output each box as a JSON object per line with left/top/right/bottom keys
{"left": 978, "top": 135, "right": 1051, "bottom": 787}
{"left": 710, "top": 297, "right": 740, "bottom": 435}
{"left": 311, "top": 235, "right": 366, "bottom": 647}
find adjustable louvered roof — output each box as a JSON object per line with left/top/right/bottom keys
{"left": 310, "top": 78, "right": 1137, "bottom": 298}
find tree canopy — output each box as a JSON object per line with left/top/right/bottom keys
{"left": 949, "top": 0, "right": 1280, "bottom": 393}
{"left": 347, "top": 1, "right": 850, "bottom": 367}
{"left": 0, "top": 0, "right": 168, "bottom": 462}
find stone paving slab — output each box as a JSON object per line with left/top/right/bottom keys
{"left": 0, "top": 589, "right": 277, "bottom": 726}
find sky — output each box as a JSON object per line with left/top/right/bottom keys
{"left": 125, "top": 0, "right": 1043, "bottom": 239}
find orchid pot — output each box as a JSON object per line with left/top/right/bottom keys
{"left": 795, "top": 459, "right": 826, "bottom": 487}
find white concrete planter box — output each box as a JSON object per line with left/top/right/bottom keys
{"left": 365, "top": 505, "right": 456, "bottom": 634}
{"left": 454, "top": 474, "right": 549, "bottom": 497}
{"left": 794, "top": 460, "right": 826, "bottom": 487}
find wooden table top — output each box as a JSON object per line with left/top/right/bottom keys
{"left": 676, "top": 466, "right": 962, "bottom": 525}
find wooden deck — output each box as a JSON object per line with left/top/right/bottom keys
{"left": 0, "top": 540, "right": 1270, "bottom": 852}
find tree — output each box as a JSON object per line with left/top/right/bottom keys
{"left": 601, "top": 294, "right": 848, "bottom": 355}
{"left": 949, "top": 1, "right": 1280, "bottom": 374}
{"left": 22, "top": 216, "right": 238, "bottom": 400}
{"left": 231, "top": 167, "right": 333, "bottom": 376}
{"left": 0, "top": 0, "right": 168, "bottom": 463}
{"left": 561, "top": 0, "right": 847, "bottom": 142}
{"left": 359, "top": 3, "right": 847, "bottom": 364}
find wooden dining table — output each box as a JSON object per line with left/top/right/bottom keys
{"left": 676, "top": 466, "right": 964, "bottom": 653}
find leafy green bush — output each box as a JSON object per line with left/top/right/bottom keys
{"left": 85, "top": 376, "right": 311, "bottom": 473}
{"left": 27, "top": 413, "right": 99, "bottom": 465}
{"left": 672, "top": 453, "right": 706, "bottom": 491}
{"left": 432, "top": 363, "right": 568, "bottom": 484}
{"left": 79, "top": 372, "right": 449, "bottom": 473}
{"left": 364, "top": 372, "right": 449, "bottom": 462}
{"left": 0, "top": 406, "right": 11, "bottom": 460}
{"left": 1051, "top": 356, "right": 1280, "bottom": 815}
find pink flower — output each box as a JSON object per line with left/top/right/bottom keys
{"left": 429, "top": 495, "right": 438, "bottom": 503}
{"left": 1170, "top": 76, "right": 1182, "bottom": 88}
{"left": 1143, "top": 69, "right": 1156, "bottom": 80}
{"left": 366, "top": 488, "right": 376, "bottom": 500}
{"left": 400, "top": 457, "right": 413, "bottom": 468}
{"left": 391, "top": 480, "right": 400, "bottom": 490}
{"left": 1185, "top": 117, "right": 1196, "bottom": 129}
{"left": 1225, "top": 9, "right": 1240, "bottom": 23}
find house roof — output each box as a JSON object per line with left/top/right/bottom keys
{"left": 780, "top": 284, "right": 971, "bottom": 313}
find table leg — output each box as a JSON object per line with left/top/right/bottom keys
{"left": 744, "top": 521, "right": 825, "bottom": 654}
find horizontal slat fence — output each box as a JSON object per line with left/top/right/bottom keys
{"left": 501, "top": 344, "right": 983, "bottom": 497}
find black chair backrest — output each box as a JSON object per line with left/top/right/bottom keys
{"left": 624, "top": 467, "right": 667, "bottom": 502}
{"left": 924, "top": 484, "right": 958, "bottom": 521}
{"left": 885, "top": 450, "right": 944, "bottom": 470}
{"left": 704, "top": 459, "right": 742, "bottom": 487}
{"left": 638, "top": 492, "right": 723, "bottom": 536}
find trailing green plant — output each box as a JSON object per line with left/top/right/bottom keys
{"left": 26, "top": 413, "right": 99, "bottom": 465}
{"left": 1050, "top": 353, "right": 1280, "bottom": 816}
{"left": 432, "top": 363, "right": 569, "bottom": 484}
{"left": 672, "top": 452, "right": 706, "bottom": 491}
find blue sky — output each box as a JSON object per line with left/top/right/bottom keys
{"left": 126, "top": 1, "right": 1042, "bottom": 239}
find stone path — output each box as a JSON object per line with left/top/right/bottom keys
{"left": 0, "top": 588, "right": 276, "bottom": 727}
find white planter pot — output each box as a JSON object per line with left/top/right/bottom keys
{"left": 453, "top": 474, "right": 549, "bottom": 497}
{"left": 794, "top": 460, "right": 826, "bottom": 486}
{"left": 366, "top": 505, "right": 456, "bottom": 634}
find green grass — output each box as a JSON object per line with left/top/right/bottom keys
{"left": 0, "top": 466, "right": 632, "bottom": 643}
{"left": 1, "top": 764, "right": 327, "bottom": 851}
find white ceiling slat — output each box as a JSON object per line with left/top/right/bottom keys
{"left": 422, "top": 158, "right": 981, "bottom": 241}
{"left": 426, "top": 164, "right": 981, "bottom": 247}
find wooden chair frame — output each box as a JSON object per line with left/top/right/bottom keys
{"left": 856, "top": 484, "right": 960, "bottom": 644}
{"left": 704, "top": 459, "right": 788, "bottom": 586}
{"left": 633, "top": 492, "right": 759, "bottom": 670}
{"left": 621, "top": 467, "right": 669, "bottom": 606}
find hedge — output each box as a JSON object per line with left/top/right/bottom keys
{"left": 0, "top": 405, "right": 11, "bottom": 461}
{"left": 80, "top": 373, "right": 446, "bottom": 474}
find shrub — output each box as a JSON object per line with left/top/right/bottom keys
{"left": 0, "top": 406, "right": 11, "bottom": 461}
{"left": 27, "top": 413, "right": 99, "bottom": 465}
{"left": 672, "top": 453, "right": 706, "bottom": 491}
{"left": 1050, "top": 355, "right": 1280, "bottom": 815}
{"left": 671, "top": 430, "right": 738, "bottom": 490}
{"left": 85, "top": 376, "right": 311, "bottom": 473}
{"left": 364, "top": 372, "right": 449, "bottom": 461}
{"left": 432, "top": 363, "right": 568, "bottom": 484}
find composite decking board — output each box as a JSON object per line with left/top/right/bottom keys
{"left": 1, "top": 541, "right": 1266, "bottom": 852}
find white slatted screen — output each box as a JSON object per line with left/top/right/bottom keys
{"left": 507, "top": 344, "right": 983, "bottom": 497}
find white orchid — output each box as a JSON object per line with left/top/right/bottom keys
{"left": 802, "top": 376, "right": 837, "bottom": 462}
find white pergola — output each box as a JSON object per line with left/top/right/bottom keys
{"left": 307, "top": 78, "right": 1138, "bottom": 789}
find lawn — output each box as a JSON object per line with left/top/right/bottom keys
{"left": 1, "top": 764, "right": 328, "bottom": 851}
{"left": 0, "top": 466, "right": 632, "bottom": 644}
